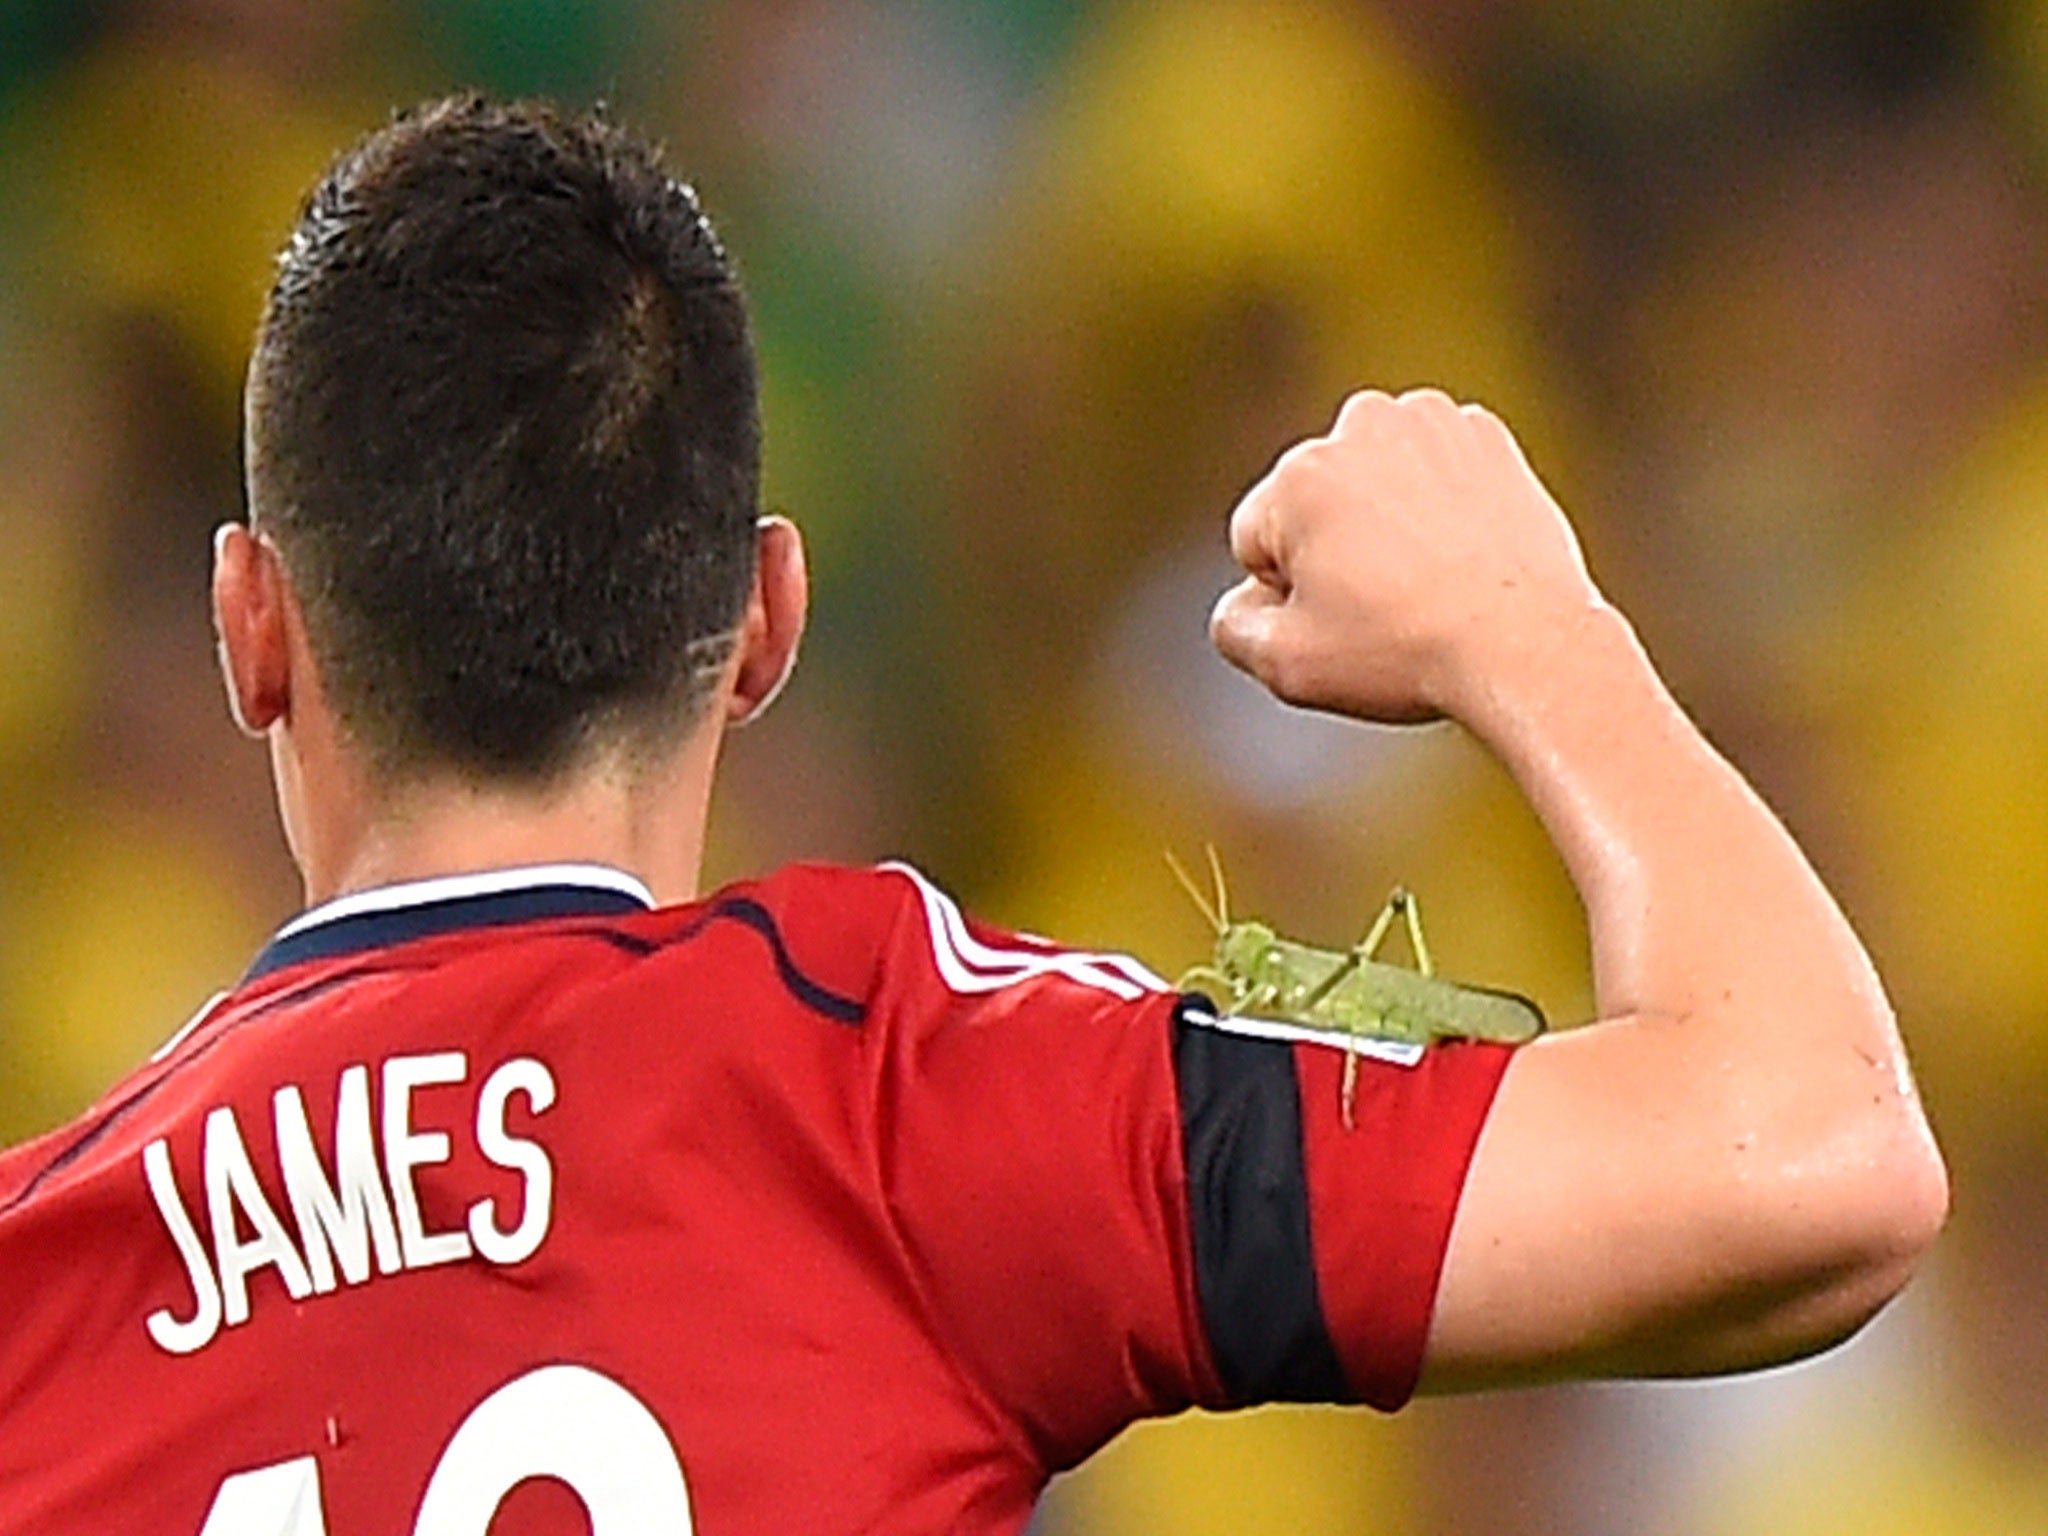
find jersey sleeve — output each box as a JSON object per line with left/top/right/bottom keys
{"left": 1179, "top": 1012, "right": 1513, "bottom": 1410}
{"left": 863, "top": 863, "right": 1513, "bottom": 1471}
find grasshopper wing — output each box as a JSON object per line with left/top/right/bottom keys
{"left": 1318, "top": 959, "right": 1546, "bottom": 1046}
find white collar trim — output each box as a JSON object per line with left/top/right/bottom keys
{"left": 276, "top": 863, "right": 656, "bottom": 941}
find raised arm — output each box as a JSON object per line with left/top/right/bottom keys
{"left": 1210, "top": 389, "right": 1948, "bottom": 1391}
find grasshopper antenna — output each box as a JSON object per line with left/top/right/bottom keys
{"left": 1165, "top": 849, "right": 1225, "bottom": 935}
{"left": 1205, "top": 843, "right": 1230, "bottom": 929}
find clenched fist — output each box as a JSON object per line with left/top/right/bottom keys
{"left": 1210, "top": 388, "right": 1606, "bottom": 725}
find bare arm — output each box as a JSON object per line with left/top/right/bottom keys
{"left": 1210, "top": 389, "right": 1947, "bottom": 1391}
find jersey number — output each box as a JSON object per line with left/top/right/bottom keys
{"left": 195, "top": 1364, "right": 693, "bottom": 1534}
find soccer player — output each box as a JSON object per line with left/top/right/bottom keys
{"left": 0, "top": 97, "right": 1945, "bottom": 1534}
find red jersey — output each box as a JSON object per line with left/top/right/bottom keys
{"left": 0, "top": 861, "right": 1510, "bottom": 1535}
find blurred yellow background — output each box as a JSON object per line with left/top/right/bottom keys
{"left": 0, "top": 1, "right": 2039, "bottom": 1531}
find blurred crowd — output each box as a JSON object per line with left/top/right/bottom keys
{"left": 3, "top": 0, "right": 2046, "bottom": 1531}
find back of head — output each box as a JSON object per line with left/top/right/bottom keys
{"left": 247, "top": 94, "right": 760, "bottom": 784}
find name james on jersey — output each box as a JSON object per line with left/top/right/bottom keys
{"left": 143, "top": 1052, "right": 557, "bottom": 1357}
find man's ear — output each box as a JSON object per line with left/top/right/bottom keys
{"left": 728, "top": 516, "right": 808, "bottom": 727}
{"left": 211, "top": 523, "right": 294, "bottom": 736}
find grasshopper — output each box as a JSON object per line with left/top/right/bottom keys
{"left": 1168, "top": 848, "right": 1545, "bottom": 1127}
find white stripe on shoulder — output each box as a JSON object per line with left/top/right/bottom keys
{"left": 922, "top": 876, "right": 1173, "bottom": 995}
{"left": 876, "top": 861, "right": 1170, "bottom": 1002}
{"left": 150, "top": 991, "right": 229, "bottom": 1064}
{"left": 1177, "top": 1001, "right": 1427, "bottom": 1068}
{"left": 276, "top": 863, "right": 655, "bottom": 940}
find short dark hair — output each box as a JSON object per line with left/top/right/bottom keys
{"left": 247, "top": 94, "right": 760, "bottom": 783}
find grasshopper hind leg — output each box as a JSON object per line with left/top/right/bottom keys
{"left": 1339, "top": 887, "right": 1426, "bottom": 1130}
{"left": 1300, "top": 887, "right": 1409, "bottom": 1019}
{"left": 1398, "top": 888, "right": 1433, "bottom": 978}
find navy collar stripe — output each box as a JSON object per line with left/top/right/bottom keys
{"left": 246, "top": 883, "right": 652, "bottom": 983}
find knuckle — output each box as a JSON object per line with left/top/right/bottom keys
{"left": 1397, "top": 385, "right": 1457, "bottom": 412}
{"left": 1224, "top": 494, "right": 1259, "bottom": 542}
{"left": 1271, "top": 439, "right": 1318, "bottom": 477}
{"left": 1226, "top": 499, "right": 1279, "bottom": 572}
{"left": 1270, "top": 437, "right": 1332, "bottom": 494}
{"left": 1459, "top": 399, "right": 1508, "bottom": 435}
{"left": 1334, "top": 388, "right": 1393, "bottom": 435}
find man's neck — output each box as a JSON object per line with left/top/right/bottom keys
{"left": 293, "top": 730, "right": 725, "bottom": 911}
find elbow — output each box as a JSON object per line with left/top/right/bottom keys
{"left": 1892, "top": 1121, "right": 1951, "bottom": 1261}
{"left": 1692, "top": 1072, "right": 1950, "bottom": 1375}
{"left": 1849, "top": 1109, "right": 1949, "bottom": 1304}
{"left": 1771, "top": 1097, "right": 1950, "bottom": 1357}
{"left": 1843, "top": 1051, "right": 1950, "bottom": 1272}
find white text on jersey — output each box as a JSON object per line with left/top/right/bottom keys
{"left": 141, "top": 1052, "right": 557, "bottom": 1356}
